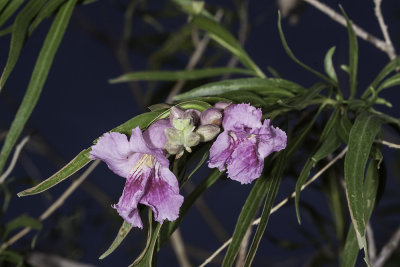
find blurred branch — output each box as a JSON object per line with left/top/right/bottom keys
{"left": 375, "top": 139, "right": 400, "bottom": 149}
{"left": 373, "top": 0, "right": 396, "bottom": 60}
{"left": 367, "top": 223, "right": 377, "bottom": 263}
{"left": 303, "top": 0, "right": 396, "bottom": 59}
{"left": 0, "top": 135, "right": 30, "bottom": 184}
{"left": 235, "top": 225, "right": 252, "bottom": 267}
{"left": 374, "top": 226, "right": 400, "bottom": 267}
{"left": 165, "top": 10, "right": 224, "bottom": 104}
{"left": 171, "top": 230, "right": 192, "bottom": 267}
{"left": 0, "top": 160, "right": 100, "bottom": 251}
{"left": 198, "top": 146, "right": 348, "bottom": 267}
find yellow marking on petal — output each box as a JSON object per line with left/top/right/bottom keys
{"left": 130, "top": 154, "right": 154, "bottom": 174}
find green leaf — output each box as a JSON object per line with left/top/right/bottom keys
{"left": 277, "top": 12, "right": 333, "bottom": 85}
{"left": 4, "top": 214, "right": 42, "bottom": 239}
{"left": 336, "top": 110, "right": 353, "bottom": 143}
{"left": 191, "top": 15, "right": 266, "bottom": 78}
{"left": 341, "top": 224, "right": 359, "bottom": 267}
{"left": 100, "top": 220, "right": 132, "bottom": 259}
{"left": 17, "top": 149, "right": 91, "bottom": 196}
{"left": 0, "top": 25, "right": 12, "bottom": 36}
{"left": 222, "top": 168, "right": 273, "bottom": 266}
{"left": 365, "top": 56, "right": 400, "bottom": 97}
{"left": 0, "top": 0, "right": 46, "bottom": 89}
{"left": 220, "top": 91, "right": 268, "bottom": 107}
{"left": 174, "top": 78, "right": 304, "bottom": 101}
{"left": 324, "top": 46, "right": 339, "bottom": 87}
{"left": 158, "top": 169, "right": 221, "bottom": 246}
{"left": 377, "top": 73, "right": 400, "bottom": 92}
{"left": 340, "top": 6, "right": 358, "bottom": 99}
{"left": 0, "top": 0, "right": 24, "bottom": 28}
{"left": 131, "top": 223, "right": 162, "bottom": 267}
{"left": 0, "top": 0, "right": 77, "bottom": 174}
{"left": 109, "top": 68, "right": 255, "bottom": 83}
{"left": 28, "top": 0, "right": 68, "bottom": 35}
{"left": 286, "top": 83, "right": 325, "bottom": 110}
{"left": 244, "top": 153, "right": 286, "bottom": 266}
{"left": 344, "top": 112, "right": 381, "bottom": 249}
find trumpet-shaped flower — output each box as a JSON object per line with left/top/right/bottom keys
{"left": 90, "top": 127, "right": 183, "bottom": 228}
{"left": 209, "top": 104, "right": 287, "bottom": 184}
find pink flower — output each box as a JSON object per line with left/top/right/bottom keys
{"left": 90, "top": 126, "right": 183, "bottom": 228}
{"left": 208, "top": 104, "right": 287, "bottom": 184}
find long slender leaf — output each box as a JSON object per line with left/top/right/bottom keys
{"left": 324, "top": 46, "right": 339, "bottom": 86}
{"left": 365, "top": 56, "right": 400, "bottom": 97}
{"left": 0, "top": 0, "right": 46, "bottom": 89}
{"left": 0, "top": 0, "right": 77, "bottom": 175}
{"left": 222, "top": 169, "right": 273, "bottom": 266}
{"left": 340, "top": 7, "right": 358, "bottom": 99}
{"left": 174, "top": 78, "right": 304, "bottom": 101}
{"left": 110, "top": 68, "right": 255, "bottom": 83}
{"left": 99, "top": 220, "right": 132, "bottom": 259}
{"left": 244, "top": 153, "right": 286, "bottom": 266}
{"left": 277, "top": 12, "right": 333, "bottom": 85}
{"left": 131, "top": 223, "right": 162, "bottom": 267}
{"left": 0, "top": 0, "right": 25, "bottom": 28}
{"left": 344, "top": 112, "right": 380, "bottom": 250}
{"left": 4, "top": 214, "right": 42, "bottom": 239}
{"left": 377, "top": 73, "right": 400, "bottom": 92}
{"left": 191, "top": 15, "right": 266, "bottom": 78}
{"left": 28, "top": 0, "right": 68, "bottom": 35}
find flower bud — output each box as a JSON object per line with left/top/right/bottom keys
{"left": 214, "top": 102, "right": 231, "bottom": 110}
{"left": 200, "top": 108, "right": 222, "bottom": 126}
{"left": 195, "top": 124, "right": 220, "bottom": 142}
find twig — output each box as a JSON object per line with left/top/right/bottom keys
{"left": 374, "top": 226, "right": 400, "bottom": 267}
{"left": 171, "top": 229, "right": 192, "bottom": 267}
{"left": 0, "top": 160, "right": 100, "bottom": 251}
{"left": 165, "top": 10, "right": 224, "bottom": 104}
{"left": 375, "top": 139, "right": 400, "bottom": 149}
{"left": 303, "top": 0, "right": 395, "bottom": 59}
{"left": 198, "top": 146, "right": 348, "bottom": 267}
{"left": 235, "top": 225, "right": 252, "bottom": 267}
{"left": 0, "top": 136, "right": 30, "bottom": 184}
{"left": 373, "top": 0, "right": 396, "bottom": 60}
{"left": 367, "top": 223, "right": 377, "bottom": 263}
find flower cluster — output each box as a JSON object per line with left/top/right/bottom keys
{"left": 90, "top": 103, "right": 286, "bottom": 227}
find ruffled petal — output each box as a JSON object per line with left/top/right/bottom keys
{"left": 226, "top": 140, "right": 264, "bottom": 184}
{"left": 257, "top": 119, "right": 287, "bottom": 158}
{"left": 222, "top": 104, "right": 262, "bottom": 131}
{"left": 90, "top": 132, "right": 141, "bottom": 178}
{"left": 208, "top": 131, "right": 233, "bottom": 172}
{"left": 113, "top": 167, "right": 152, "bottom": 228}
{"left": 140, "top": 163, "right": 183, "bottom": 223}
{"left": 143, "top": 119, "right": 171, "bottom": 149}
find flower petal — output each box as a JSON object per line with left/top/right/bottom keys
{"left": 143, "top": 119, "right": 171, "bottom": 150}
{"left": 90, "top": 132, "right": 141, "bottom": 178}
{"left": 257, "top": 119, "right": 287, "bottom": 158}
{"left": 222, "top": 103, "right": 262, "bottom": 131}
{"left": 113, "top": 167, "right": 152, "bottom": 228}
{"left": 226, "top": 140, "right": 264, "bottom": 184}
{"left": 208, "top": 131, "right": 232, "bottom": 172}
{"left": 140, "top": 163, "right": 183, "bottom": 223}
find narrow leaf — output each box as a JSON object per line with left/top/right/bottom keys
{"left": 0, "top": 0, "right": 46, "bottom": 89}
{"left": 4, "top": 214, "right": 42, "bottom": 239}
{"left": 366, "top": 56, "right": 400, "bottom": 94}
{"left": 344, "top": 112, "right": 381, "bottom": 249}
{"left": 377, "top": 73, "right": 400, "bottom": 92}
{"left": 0, "top": 0, "right": 77, "bottom": 174}
{"left": 110, "top": 68, "right": 255, "bottom": 83}
{"left": 100, "top": 220, "right": 133, "bottom": 259}
{"left": 174, "top": 78, "right": 304, "bottom": 101}
{"left": 0, "top": 0, "right": 11, "bottom": 13}
{"left": 0, "top": 0, "right": 24, "bottom": 28}
{"left": 28, "top": 0, "right": 67, "bottom": 35}
{"left": 191, "top": 15, "right": 266, "bottom": 78}
{"left": 244, "top": 153, "right": 286, "bottom": 266}
{"left": 277, "top": 12, "right": 333, "bottom": 85}
{"left": 340, "top": 6, "right": 358, "bottom": 99}
{"left": 324, "top": 46, "right": 338, "bottom": 85}
{"left": 131, "top": 223, "right": 162, "bottom": 267}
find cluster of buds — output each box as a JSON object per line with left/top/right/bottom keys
{"left": 164, "top": 104, "right": 227, "bottom": 158}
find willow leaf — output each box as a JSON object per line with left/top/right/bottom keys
{"left": 100, "top": 220, "right": 133, "bottom": 259}
{"left": 0, "top": 0, "right": 25, "bottom": 28}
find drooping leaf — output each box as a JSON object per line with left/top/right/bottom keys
{"left": 277, "top": 12, "right": 333, "bottom": 85}
{"left": 244, "top": 152, "right": 286, "bottom": 266}
{"left": 99, "top": 220, "right": 133, "bottom": 259}
{"left": 324, "top": 46, "right": 339, "bottom": 87}
{"left": 0, "top": 0, "right": 25, "bottom": 28}
{"left": 174, "top": 78, "right": 304, "bottom": 101}
{"left": 340, "top": 6, "right": 358, "bottom": 99}
{"left": 109, "top": 68, "right": 255, "bottom": 83}
{"left": 131, "top": 223, "right": 162, "bottom": 267}
{"left": 0, "top": 0, "right": 46, "bottom": 89}
{"left": 191, "top": 15, "right": 266, "bottom": 78}
{"left": 344, "top": 112, "right": 381, "bottom": 251}
{"left": 0, "top": 0, "right": 77, "bottom": 175}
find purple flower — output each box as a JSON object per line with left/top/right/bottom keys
{"left": 90, "top": 127, "right": 183, "bottom": 228}
{"left": 208, "top": 104, "right": 287, "bottom": 184}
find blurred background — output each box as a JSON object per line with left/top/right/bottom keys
{"left": 1, "top": 0, "right": 400, "bottom": 266}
